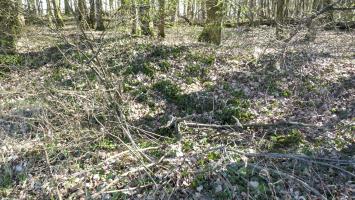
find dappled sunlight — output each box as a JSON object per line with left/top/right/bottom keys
{"left": 1, "top": 0, "right": 354, "bottom": 199}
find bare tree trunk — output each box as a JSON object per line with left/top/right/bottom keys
{"left": 323, "top": 0, "right": 333, "bottom": 23}
{"left": 266, "top": 0, "right": 271, "bottom": 19}
{"left": 46, "top": 0, "right": 54, "bottom": 27}
{"left": 131, "top": 0, "right": 141, "bottom": 35}
{"left": 96, "top": 0, "right": 105, "bottom": 30}
{"left": 17, "top": 0, "right": 26, "bottom": 26}
{"left": 36, "top": 0, "right": 43, "bottom": 15}
{"left": 77, "top": 0, "right": 88, "bottom": 29}
{"left": 236, "top": 1, "right": 241, "bottom": 24}
{"left": 109, "top": 0, "right": 114, "bottom": 10}
{"left": 28, "top": 0, "right": 37, "bottom": 16}
{"left": 139, "top": 0, "right": 154, "bottom": 36}
{"left": 191, "top": 0, "right": 196, "bottom": 21}
{"left": 259, "top": 0, "right": 265, "bottom": 18}
{"left": 275, "top": 0, "right": 285, "bottom": 39}
{"left": 89, "top": 0, "right": 96, "bottom": 28}
{"left": 201, "top": 0, "right": 207, "bottom": 22}
{"left": 248, "top": 0, "right": 255, "bottom": 26}
{"left": 158, "top": 0, "right": 165, "bottom": 37}
{"left": 198, "top": 0, "right": 224, "bottom": 45}
{"left": 64, "top": 0, "right": 71, "bottom": 15}
{"left": 52, "top": 0, "right": 64, "bottom": 27}
{"left": 0, "top": 0, "right": 21, "bottom": 54}
{"left": 187, "top": 0, "right": 193, "bottom": 20}
{"left": 284, "top": 0, "right": 289, "bottom": 19}
{"left": 170, "top": 0, "right": 178, "bottom": 23}
{"left": 305, "top": 0, "right": 319, "bottom": 41}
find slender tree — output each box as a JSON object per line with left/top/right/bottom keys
{"left": 198, "top": 0, "right": 224, "bottom": 45}
{"left": 201, "top": 0, "right": 207, "bottom": 22}
{"left": 0, "top": 0, "right": 21, "bottom": 54}
{"left": 46, "top": 0, "right": 54, "bottom": 27}
{"left": 138, "top": 0, "right": 154, "bottom": 36}
{"left": 248, "top": 0, "right": 255, "bottom": 26}
{"left": 158, "top": 0, "right": 166, "bottom": 37}
{"left": 131, "top": 0, "right": 141, "bottom": 35}
{"left": 28, "top": 0, "right": 38, "bottom": 16}
{"left": 236, "top": 0, "right": 242, "bottom": 24}
{"left": 109, "top": 0, "right": 114, "bottom": 10}
{"left": 89, "top": 0, "right": 96, "bottom": 28}
{"left": 259, "top": 0, "right": 265, "bottom": 18}
{"left": 275, "top": 0, "right": 285, "bottom": 39}
{"left": 170, "top": 0, "right": 179, "bottom": 23}
{"left": 77, "top": 0, "right": 89, "bottom": 29}
{"left": 64, "top": 0, "right": 71, "bottom": 15}
{"left": 17, "top": 0, "right": 26, "bottom": 26}
{"left": 305, "top": 0, "right": 319, "bottom": 41}
{"left": 322, "top": 0, "right": 334, "bottom": 23}
{"left": 36, "top": 0, "right": 43, "bottom": 15}
{"left": 96, "top": 0, "right": 105, "bottom": 30}
{"left": 52, "top": 0, "right": 64, "bottom": 27}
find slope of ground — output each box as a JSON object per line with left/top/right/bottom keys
{"left": 0, "top": 24, "right": 354, "bottom": 199}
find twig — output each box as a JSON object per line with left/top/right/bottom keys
{"left": 43, "top": 146, "right": 63, "bottom": 200}
{"left": 92, "top": 154, "right": 167, "bottom": 198}
{"left": 247, "top": 163, "right": 327, "bottom": 200}
{"left": 229, "top": 150, "right": 355, "bottom": 178}
{"left": 183, "top": 122, "right": 243, "bottom": 130}
{"left": 243, "top": 152, "right": 355, "bottom": 164}
{"left": 180, "top": 120, "right": 320, "bottom": 131}
{"left": 103, "top": 184, "right": 154, "bottom": 195}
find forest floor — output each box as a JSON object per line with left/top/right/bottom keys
{"left": 0, "top": 22, "right": 354, "bottom": 199}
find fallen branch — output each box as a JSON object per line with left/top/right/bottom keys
{"left": 182, "top": 120, "right": 320, "bottom": 131}
{"left": 160, "top": 114, "right": 323, "bottom": 135}
{"left": 332, "top": 7, "right": 355, "bottom": 11}
{"left": 178, "top": 15, "right": 204, "bottom": 26}
{"left": 243, "top": 152, "right": 355, "bottom": 164}
{"left": 183, "top": 122, "right": 243, "bottom": 131}
{"left": 103, "top": 184, "right": 154, "bottom": 195}
{"left": 284, "top": 0, "right": 343, "bottom": 42}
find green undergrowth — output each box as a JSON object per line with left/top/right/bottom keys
{"left": 152, "top": 79, "right": 215, "bottom": 114}
{"left": 269, "top": 129, "right": 305, "bottom": 151}
{"left": 0, "top": 54, "right": 23, "bottom": 77}
{"left": 0, "top": 54, "right": 23, "bottom": 65}
{"left": 152, "top": 79, "right": 255, "bottom": 123}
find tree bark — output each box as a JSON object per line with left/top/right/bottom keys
{"left": 109, "top": 0, "right": 114, "bottom": 10}
{"left": 17, "top": 0, "right": 26, "bottom": 26}
{"left": 170, "top": 0, "right": 179, "bottom": 23}
{"left": 131, "top": 0, "right": 141, "bottom": 35}
{"left": 52, "top": 0, "right": 64, "bottom": 28}
{"left": 198, "top": 0, "right": 224, "bottom": 45}
{"left": 28, "top": 0, "right": 37, "bottom": 16}
{"left": 322, "top": 0, "right": 334, "bottom": 22}
{"left": 0, "top": 0, "right": 21, "bottom": 54}
{"left": 201, "top": 0, "right": 207, "bottom": 22}
{"left": 248, "top": 0, "right": 255, "bottom": 26}
{"left": 89, "top": 0, "right": 96, "bottom": 29}
{"left": 158, "top": 0, "right": 166, "bottom": 37}
{"left": 275, "top": 0, "right": 285, "bottom": 39}
{"left": 46, "top": 0, "right": 54, "bottom": 27}
{"left": 96, "top": 0, "right": 105, "bottom": 30}
{"left": 305, "top": 0, "right": 320, "bottom": 41}
{"left": 36, "top": 0, "right": 43, "bottom": 15}
{"left": 77, "top": 0, "right": 88, "bottom": 29}
{"left": 139, "top": 0, "right": 154, "bottom": 36}
{"left": 64, "top": 0, "right": 71, "bottom": 15}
